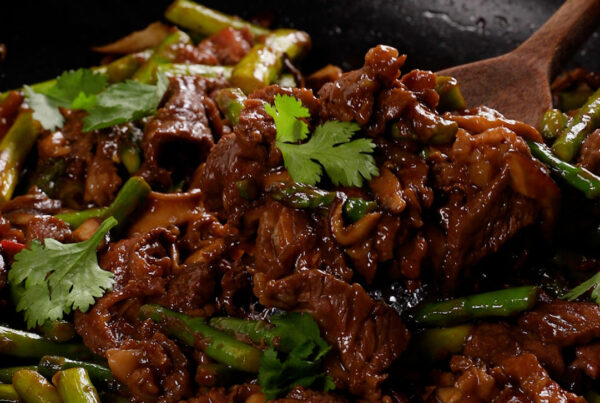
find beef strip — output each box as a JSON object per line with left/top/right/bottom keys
{"left": 139, "top": 75, "right": 226, "bottom": 189}
{"left": 520, "top": 299, "right": 600, "bottom": 347}
{"left": 578, "top": 129, "right": 600, "bottom": 175}
{"left": 258, "top": 269, "right": 410, "bottom": 400}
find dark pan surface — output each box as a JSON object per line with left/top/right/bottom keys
{"left": 1, "top": 0, "right": 599, "bottom": 90}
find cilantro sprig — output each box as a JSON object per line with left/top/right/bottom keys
{"left": 563, "top": 271, "right": 600, "bottom": 305}
{"left": 24, "top": 68, "right": 168, "bottom": 132}
{"left": 265, "top": 94, "right": 378, "bottom": 187}
{"left": 258, "top": 312, "right": 335, "bottom": 400}
{"left": 8, "top": 217, "right": 117, "bottom": 328}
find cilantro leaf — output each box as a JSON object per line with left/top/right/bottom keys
{"left": 8, "top": 217, "right": 117, "bottom": 328}
{"left": 24, "top": 86, "right": 65, "bottom": 131}
{"left": 82, "top": 73, "right": 169, "bottom": 132}
{"left": 265, "top": 93, "right": 310, "bottom": 143}
{"left": 277, "top": 120, "right": 379, "bottom": 187}
{"left": 46, "top": 69, "right": 108, "bottom": 105}
{"left": 258, "top": 312, "right": 334, "bottom": 401}
{"left": 563, "top": 271, "right": 600, "bottom": 304}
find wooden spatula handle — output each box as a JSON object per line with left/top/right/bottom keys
{"left": 515, "top": 0, "right": 600, "bottom": 78}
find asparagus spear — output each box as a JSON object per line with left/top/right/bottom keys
{"left": 157, "top": 63, "right": 233, "bottom": 80}
{"left": 39, "top": 320, "right": 76, "bottom": 343}
{"left": 39, "top": 356, "right": 120, "bottom": 392}
{"left": 216, "top": 88, "right": 247, "bottom": 126}
{"left": 0, "top": 366, "right": 37, "bottom": 384}
{"left": 139, "top": 304, "right": 261, "bottom": 372}
{"left": 266, "top": 182, "right": 377, "bottom": 222}
{"left": 52, "top": 368, "right": 101, "bottom": 403}
{"left": 230, "top": 29, "right": 311, "bottom": 94}
{"left": 55, "top": 176, "right": 151, "bottom": 230}
{"left": 552, "top": 88, "right": 600, "bottom": 161}
{"left": 0, "top": 111, "right": 42, "bottom": 204}
{"left": 103, "top": 49, "right": 153, "bottom": 84}
{"left": 118, "top": 143, "right": 142, "bottom": 175}
{"left": 13, "top": 369, "right": 62, "bottom": 403}
{"left": 209, "top": 317, "right": 275, "bottom": 346}
{"left": 416, "top": 324, "right": 474, "bottom": 361}
{"left": 0, "top": 325, "right": 91, "bottom": 360}
{"left": 435, "top": 75, "right": 466, "bottom": 112}
{"left": 164, "top": 0, "right": 269, "bottom": 38}
{"left": 528, "top": 140, "right": 600, "bottom": 199}
{"left": 0, "top": 384, "right": 20, "bottom": 402}
{"left": 540, "top": 109, "right": 568, "bottom": 140}
{"left": 195, "top": 363, "right": 237, "bottom": 387}
{"left": 133, "top": 29, "right": 193, "bottom": 84}
{"left": 414, "top": 286, "right": 539, "bottom": 326}
{"left": 559, "top": 86, "right": 594, "bottom": 111}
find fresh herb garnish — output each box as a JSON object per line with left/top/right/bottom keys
{"left": 563, "top": 271, "right": 600, "bottom": 304}
{"left": 258, "top": 312, "right": 335, "bottom": 400}
{"left": 265, "top": 94, "right": 378, "bottom": 187}
{"left": 8, "top": 217, "right": 117, "bottom": 328}
{"left": 24, "top": 68, "right": 168, "bottom": 132}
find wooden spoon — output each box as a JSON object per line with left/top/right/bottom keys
{"left": 437, "top": 0, "right": 600, "bottom": 127}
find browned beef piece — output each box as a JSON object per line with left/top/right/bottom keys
{"left": 154, "top": 262, "right": 216, "bottom": 314}
{"left": 501, "top": 353, "right": 585, "bottom": 403}
{"left": 258, "top": 269, "right": 409, "bottom": 400}
{"left": 570, "top": 342, "right": 600, "bottom": 379}
{"left": 75, "top": 228, "right": 176, "bottom": 355}
{"left": 520, "top": 300, "right": 600, "bottom": 347}
{"left": 139, "top": 75, "right": 226, "bottom": 188}
{"left": 1, "top": 190, "right": 62, "bottom": 228}
{"left": 106, "top": 332, "right": 191, "bottom": 403}
{"left": 429, "top": 127, "right": 560, "bottom": 290}
{"left": 276, "top": 386, "right": 348, "bottom": 402}
{"left": 196, "top": 27, "right": 253, "bottom": 65}
{"left": 182, "top": 384, "right": 260, "bottom": 403}
{"left": 578, "top": 129, "right": 600, "bottom": 175}
{"left": 463, "top": 322, "right": 565, "bottom": 375}
{"left": 254, "top": 201, "right": 316, "bottom": 283}
{"left": 25, "top": 215, "right": 72, "bottom": 246}
{"left": 318, "top": 45, "right": 406, "bottom": 125}
{"left": 84, "top": 133, "right": 122, "bottom": 206}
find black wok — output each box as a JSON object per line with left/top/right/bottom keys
{"left": 1, "top": 0, "right": 599, "bottom": 90}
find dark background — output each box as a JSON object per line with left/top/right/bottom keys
{"left": 0, "top": 0, "right": 599, "bottom": 90}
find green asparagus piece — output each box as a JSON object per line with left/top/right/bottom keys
{"left": 56, "top": 176, "right": 151, "bottom": 229}
{"left": 344, "top": 197, "right": 378, "bottom": 223}
{"left": 164, "top": 0, "right": 269, "bottom": 38}
{"left": 414, "top": 286, "right": 539, "bottom": 327}
{"left": 559, "top": 87, "right": 594, "bottom": 112}
{"left": 133, "top": 29, "right": 193, "bottom": 83}
{"left": 52, "top": 367, "right": 101, "bottom": 403}
{"left": 29, "top": 159, "right": 67, "bottom": 199}
{"left": 268, "top": 182, "right": 336, "bottom": 210}
{"left": 118, "top": 143, "right": 142, "bottom": 175}
{"left": 230, "top": 29, "right": 311, "bottom": 94}
{"left": 416, "top": 324, "right": 473, "bottom": 361}
{"left": 0, "top": 111, "right": 42, "bottom": 204}
{"left": 216, "top": 88, "right": 247, "bottom": 126}
{"left": 267, "top": 182, "right": 378, "bottom": 222}
{"left": 13, "top": 369, "right": 61, "bottom": 403}
{"left": 156, "top": 63, "right": 233, "bottom": 80}
{"left": 39, "top": 356, "right": 120, "bottom": 392}
{"left": 0, "top": 367, "right": 37, "bottom": 384}
{"left": 435, "top": 75, "right": 466, "bottom": 112}
{"left": 0, "top": 325, "right": 91, "bottom": 360}
{"left": 104, "top": 50, "right": 153, "bottom": 84}
{"left": 39, "top": 320, "right": 76, "bottom": 343}
{"left": 209, "top": 317, "right": 275, "bottom": 346}
{"left": 0, "top": 384, "right": 20, "bottom": 403}
{"left": 139, "top": 304, "right": 261, "bottom": 372}
{"left": 540, "top": 109, "right": 568, "bottom": 140}
{"left": 528, "top": 140, "right": 600, "bottom": 198}
{"left": 552, "top": 88, "right": 600, "bottom": 161}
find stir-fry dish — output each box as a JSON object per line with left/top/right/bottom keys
{"left": 2, "top": 1, "right": 600, "bottom": 402}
